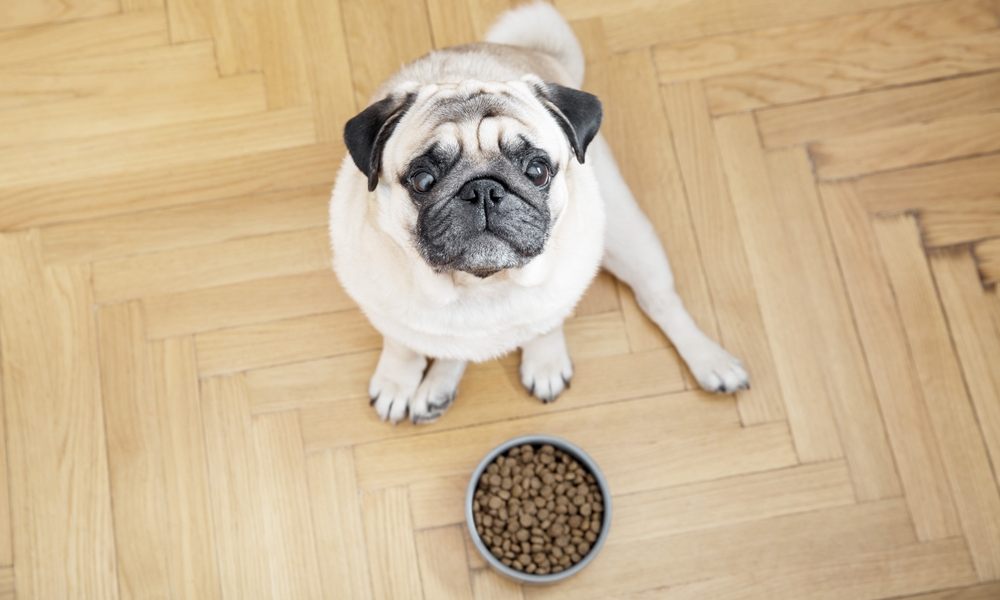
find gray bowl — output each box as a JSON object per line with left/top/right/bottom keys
{"left": 465, "top": 434, "right": 612, "bottom": 584}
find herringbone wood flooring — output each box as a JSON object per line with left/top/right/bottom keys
{"left": 1, "top": 0, "right": 1000, "bottom": 598}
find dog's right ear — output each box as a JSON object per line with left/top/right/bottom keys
{"left": 344, "top": 93, "right": 416, "bottom": 192}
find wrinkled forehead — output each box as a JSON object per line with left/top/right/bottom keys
{"left": 385, "top": 80, "right": 568, "bottom": 169}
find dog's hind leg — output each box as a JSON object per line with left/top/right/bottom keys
{"left": 590, "top": 135, "right": 749, "bottom": 393}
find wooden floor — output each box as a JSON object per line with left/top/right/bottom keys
{"left": 1, "top": 0, "right": 1000, "bottom": 598}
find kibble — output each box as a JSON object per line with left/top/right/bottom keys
{"left": 472, "top": 444, "right": 604, "bottom": 575}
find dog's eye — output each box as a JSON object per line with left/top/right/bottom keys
{"left": 410, "top": 171, "right": 436, "bottom": 193}
{"left": 525, "top": 159, "right": 550, "bottom": 187}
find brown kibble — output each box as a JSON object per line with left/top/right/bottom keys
{"left": 473, "top": 443, "right": 605, "bottom": 574}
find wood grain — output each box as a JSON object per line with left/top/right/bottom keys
{"left": 0, "top": 232, "right": 118, "bottom": 599}
{"left": 875, "top": 215, "right": 1000, "bottom": 579}
{"left": 819, "top": 182, "right": 960, "bottom": 540}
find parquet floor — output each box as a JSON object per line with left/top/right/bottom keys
{"left": 1, "top": 0, "right": 1000, "bottom": 598}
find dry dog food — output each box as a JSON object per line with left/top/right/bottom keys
{"left": 472, "top": 444, "right": 604, "bottom": 575}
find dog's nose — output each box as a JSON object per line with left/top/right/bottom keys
{"left": 458, "top": 178, "right": 506, "bottom": 205}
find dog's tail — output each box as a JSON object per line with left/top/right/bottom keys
{"left": 484, "top": 2, "right": 585, "bottom": 87}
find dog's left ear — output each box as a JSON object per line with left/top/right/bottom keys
{"left": 344, "top": 92, "right": 416, "bottom": 191}
{"left": 533, "top": 82, "right": 602, "bottom": 164}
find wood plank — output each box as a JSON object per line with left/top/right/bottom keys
{"left": 977, "top": 237, "right": 1000, "bottom": 285}
{"left": 613, "top": 461, "right": 854, "bottom": 543}
{"left": 652, "top": 0, "right": 999, "bottom": 83}
{"left": 298, "top": 0, "right": 357, "bottom": 141}
{"left": 819, "top": 181, "right": 960, "bottom": 540}
{"left": 920, "top": 196, "right": 1000, "bottom": 248}
{"left": 573, "top": 270, "right": 620, "bottom": 317}
{"left": 588, "top": 51, "right": 718, "bottom": 354}
{"left": 415, "top": 527, "right": 475, "bottom": 599}
{"left": 661, "top": 81, "right": 786, "bottom": 424}
{"left": 0, "top": 0, "right": 118, "bottom": 29}
{"left": 599, "top": 0, "right": 918, "bottom": 52}
{"left": 351, "top": 395, "right": 790, "bottom": 494}
{"left": 874, "top": 214, "right": 1000, "bottom": 579}
{"left": 0, "top": 232, "right": 118, "bottom": 599}
{"left": 757, "top": 71, "right": 1000, "bottom": 148}
{"left": 196, "top": 309, "right": 380, "bottom": 376}
{"left": 362, "top": 487, "right": 424, "bottom": 600}
{"left": 704, "top": 32, "right": 1000, "bottom": 114}
{"left": 0, "top": 106, "right": 316, "bottom": 189}
{"left": 145, "top": 270, "right": 353, "bottom": 339}
{"left": 712, "top": 114, "right": 842, "bottom": 462}
{"left": 410, "top": 475, "right": 469, "bottom": 530}
{"left": 92, "top": 227, "right": 330, "bottom": 303}
{"left": 426, "top": 0, "right": 511, "bottom": 48}
{"left": 250, "top": 413, "right": 324, "bottom": 598}
{"left": 166, "top": 0, "right": 212, "bottom": 42}
{"left": 856, "top": 153, "right": 1000, "bottom": 215}
{"left": 526, "top": 499, "right": 918, "bottom": 599}
{"left": 662, "top": 538, "right": 975, "bottom": 600}
{"left": 306, "top": 449, "right": 374, "bottom": 599}
{"left": 472, "top": 569, "right": 524, "bottom": 600}
{"left": 97, "top": 302, "right": 171, "bottom": 598}
{"left": 0, "top": 567, "right": 11, "bottom": 600}
{"left": 900, "top": 581, "right": 1000, "bottom": 600}
{"left": 200, "top": 376, "right": 271, "bottom": 599}
{"left": 0, "top": 41, "right": 219, "bottom": 111}
{"left": 40, "top": 184, "right": 329, "bottom": 264}
{"left": 811, "top": 112, "right": 1000, "bottom": 180}
{"left": 149, "top": 338, "right": 222, "bottom": 599}
{"left": 0, "top": 379, "right": 9, "bottom": 566}
{"left": 121, "top": 0, "right": 164, "bottom": 11}
{"left": 204, "top": 0, "right": 261, "bottom": 76}
{"left": 0, "top": 143, "right": 340, "bottom": 230}
{"left": 931, "top": 251, "right": 1000, "bottom": 482}
{"left": 256, "top": 0, "right": 311, "bottom": 108}
{"left": 278, "top": 348, "right": 686, "bottom": 433}
{"left": 766, "top": 146, "right": 900, "bottom": 499}
{"left": 0, "top": 10, "right": 167, "bottom": 67}
{"left": 340, "top": 0, "right": 434, "bottom": 105}
{"left": 0, "top": 74, "right": 267, "bottom": 147}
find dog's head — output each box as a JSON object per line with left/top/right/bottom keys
{"left": 343, "top": 77, "right": 602, "bottom": 278}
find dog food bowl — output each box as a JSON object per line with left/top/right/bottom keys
{"left": 466, "top": 434, "right": 612, "bottom": 584}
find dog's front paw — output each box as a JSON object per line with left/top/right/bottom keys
{"left": 410, "top": 359, "right": 466, "bottom": 424}
{"left": 520, "top": 350, "right": 573, "bottom": 404}
{"left": 368, "top": 352, "right": 425, "bottom": 424}
{"left": 684, "top": 340, "right": 749, "bottom": 394}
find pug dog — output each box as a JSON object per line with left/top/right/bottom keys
{"left": 330, "top": 2, "right": 749, "bottom": 424}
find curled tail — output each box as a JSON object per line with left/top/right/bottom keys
{"left": 485, "top": 2, "right": 585, "bottom": 87}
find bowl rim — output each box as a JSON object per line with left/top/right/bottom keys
{"left": 465, "top": 434, "right": 612, "bottom": 585}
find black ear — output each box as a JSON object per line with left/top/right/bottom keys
{"left": 344, "top": 93, "right": 416, "bottom": 191}
{"left": 533, "top": 83, "right": 602, "bottom": 164}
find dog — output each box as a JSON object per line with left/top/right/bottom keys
{"left": 330, "top": 2, "right": 749, "bottom": 424}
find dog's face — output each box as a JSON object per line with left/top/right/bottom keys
{"left": 344, "top": 77, "right": 601, "bottom": 278}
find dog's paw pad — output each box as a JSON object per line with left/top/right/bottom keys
{"left": 520, "top": 357, "right": 573, "bottom": 403}
{"left": 686, "top": 343, "right": 749, "bottom": 394}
